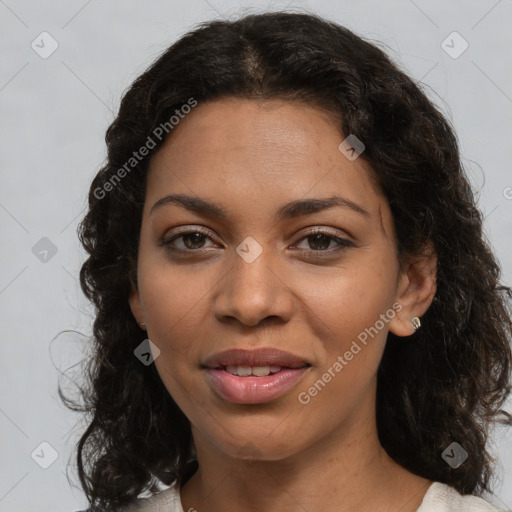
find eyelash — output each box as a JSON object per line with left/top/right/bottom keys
{"left": 159, "top": 226, "right": 354, "bottom": 257}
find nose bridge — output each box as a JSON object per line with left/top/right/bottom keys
{"left": 213, "top": 235, "right": 292, "bottom": 326}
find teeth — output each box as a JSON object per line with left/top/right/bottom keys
{"left": 237, "top": 366, "right": 252, "bottom": 377}
{"left": 224, "top": 365, "right": 282, "bottom": 376}
{"left": 252, "top": 366, "right": 271, "bottom": 377}
{"left": 225, "top": 365, "right": 238, "bottom": 375}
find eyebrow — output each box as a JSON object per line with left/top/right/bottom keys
{"left": 150, "top": 193, "right": 370, "bottom": 221}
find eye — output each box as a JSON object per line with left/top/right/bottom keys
{"left": 293, "top": 229, "right": 354, "bottom": 253}
{"left": 160, "top": 227, "right": 355, "bottom": 255}
{"left": 160, "top": 227, "right": 217, "bottom": 252}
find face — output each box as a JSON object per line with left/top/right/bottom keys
{"left": 129, "top": 98, "right": 421, "bottom": 461}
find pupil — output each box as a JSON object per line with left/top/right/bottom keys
{"left": 184, "top": 233, "right": 205, "bottom": 249}
{"left": 309, "top": 233, "right": 330, "bottom": 250}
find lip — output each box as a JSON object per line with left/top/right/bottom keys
{"left": 202, "top": 348, "right": 310, "bottom": 404}
{"left": 202, "top": 347, "right": 308, "bottom": 369}
{"left": 205, "top": 367, "right": 310, "bottom": 404}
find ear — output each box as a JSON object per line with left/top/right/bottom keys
{"left": 128, "top": 265, "right": 145, "bottom": 327}
{"left": 388, "top": 241, "right": 437, "bottom": 337}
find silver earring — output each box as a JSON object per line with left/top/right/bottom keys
{"left": 411, "top": 316, "right": 421, "bottom": 330}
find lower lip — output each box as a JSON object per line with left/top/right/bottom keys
{"left": 205, "top": 367, "right": 309, "bottom": 404}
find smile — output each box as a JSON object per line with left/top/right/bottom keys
{"left": 202, "top": 348, "right": 311, "bottom": 404}
{"left": 205, "top": 367, "right": 310, "bottom": 404}
{"left": 224, "top": 365, "right": 283, "bottom": 377}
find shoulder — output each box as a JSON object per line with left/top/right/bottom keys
{"left": 417, "top": 481, "right": 505, "bottom": 512}
{"left": 74, "top": 481, "right": 183, "bottom": 512}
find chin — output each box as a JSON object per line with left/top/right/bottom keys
{"left": 209, "top": 427, "right": 308, "bottom": 462}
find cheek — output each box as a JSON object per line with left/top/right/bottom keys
{"left": 140, "top": 262, "right": 210, "bottom": 348}
{"left": 140, "top": 266, "right": 204, "bottom": 407}
{"left": 296, "top": 261, "right": 397, "bottom": 349}
{"left": 136, "top": 272, "right": 208, "bottom": 410}
{"left": 292, "top": 276, "right": 393, "bottom": 426}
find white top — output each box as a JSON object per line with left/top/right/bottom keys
{"left": 121, "top": 480, "right": 504, "bottom": 511}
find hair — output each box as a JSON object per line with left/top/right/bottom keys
{"left": 62, "top": 10, "right": 512, "bottom": 510}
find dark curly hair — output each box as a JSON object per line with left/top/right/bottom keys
{"left": 61, "top": 10, "right": 512, "bottom": 510}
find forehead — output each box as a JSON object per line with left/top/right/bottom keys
{"left": 146, "top": 98, "right": 386, "bottom": 221}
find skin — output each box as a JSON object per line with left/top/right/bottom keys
{"left": 129, "top": 98, "right": 437, "bottom": 512}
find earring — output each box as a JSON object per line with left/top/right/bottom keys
{"left": 139, "top": 321, "right": 147, "bottom": 330}
{"left": 411, "top": 316, "right": 421, "bottom": 330}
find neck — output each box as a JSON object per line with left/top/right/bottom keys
{"left": 180, "top": 392, "right": 432, "bottom": 512}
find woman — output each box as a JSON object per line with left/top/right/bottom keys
{"left": 68, "top": 11, "right": 512, "bottom": 512}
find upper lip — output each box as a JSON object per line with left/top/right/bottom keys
{"left": 202, "top": 348, "right": 309, "bottom": 369}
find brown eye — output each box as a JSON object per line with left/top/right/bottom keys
{"left": 294, "top": 229, "right": 354, "bottom": 253}
{"left": 161, "top": 228, "right": 217, "bottom": 252}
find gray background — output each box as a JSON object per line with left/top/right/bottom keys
{"left": 0, "top": 1, "right": 511, "bottom": 511}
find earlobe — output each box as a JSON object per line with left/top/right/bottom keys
{"left": 388, "top": 243, "right": 437, "bottom": 337}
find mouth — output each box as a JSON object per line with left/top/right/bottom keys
{"left": 218, "top": 364, "right": 306, "bottom": 377}
{"left": 202, "top": 347, "right": 309, "bottom": 370}
{"left": 202, "top": 348, "right": 311, "bottom": 404}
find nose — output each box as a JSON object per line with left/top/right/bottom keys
{"left": 212, "top": 241, "right": 294, "bottom": 328}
